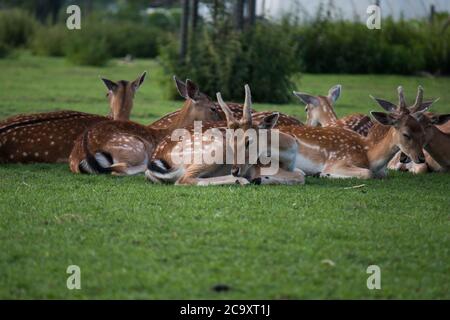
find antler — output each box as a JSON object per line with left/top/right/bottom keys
{"left": 409, "top": 85, "right": 424, "bottom": 113}
{"left": 397, "top": 86, "right": 408, "bottom": 113}
{"left": 216, "top": 92, "right": 237, "bottom": 127}
{"left": 242, "top": 84, "right": 253, "bottom": 127}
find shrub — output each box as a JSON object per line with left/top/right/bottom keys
{"left": 0, "top": 42, "right": 12, "bottom": 58}
{"left": 161, "top": 21, "right": 300, "bottom": 104}
{"left": 31, "top": 25, "right": 68, "bottom": 57}
{"left": 65, "top": 25, "right": 111, "bottom": 66}
{"left": 105, "top": 22, "right": 162, "bottom": 58}
{"left": 0, "top": 9, "right": 37, "bottom": 48}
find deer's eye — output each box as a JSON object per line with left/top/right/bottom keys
{"left": 403, "top": 133, "right": 411, "bottom": 140}
{"left": 305, "top": 106, "right": 308, "bottom": 112}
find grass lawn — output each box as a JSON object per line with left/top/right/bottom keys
{"left": 0, "top": 54, "right": 449, "bottom": 299}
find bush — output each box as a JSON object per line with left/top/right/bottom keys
{"left": 0, "top": 42, "right": 12, "bottom": 58}
{"left": 0, "top": 9, "right": 37, "bottom": 48}
{"left": 294, "top": 19, "right": 424, "bottom": 74}
{"left": 65, "top": 25, "right": 111, "bottom": 66}
{"left": 161, "top": 21, "right": 300, "bottom": 104}
{"left": 31, "top": 25, "right": 68, "bottom": 57}
{"left": 105, "top": 22, "right": 162, "bottom": 58}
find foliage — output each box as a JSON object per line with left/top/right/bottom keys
{"left": 0, "top": 42, "right": 12, "bottom": 58}
{"left": 31, "top": 25, "right": 69, "bottom": 57}
{"left": 65, "top": 24, "right": 112, "bottom": 66}
{"left": 162, "top": 21, "right": 300, "bottom": 103}
{"left": 0, "top": 9, "right": 37, "bottom": 48}
{"left": 294, "top": 16, "right": 450, "bottom": 75}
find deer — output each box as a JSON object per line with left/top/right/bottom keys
{"left": 145, "top": 85, "right": 305, "bottom": 186}
{"left": 271, "top": 86, "right": 430, "bottom": 179}
{"left": 293, "top": 85, "right": 373, "bottom": 136}
{"left": 415, "top": 113, "right": 450, "bottom": 171}
{"left": 0, "top": 72, "right": 146, "bottom": 164}
{"left": 69, "top": 77, "right": 305, "bottom": 175}
{"left": 150, "top": 77, "right": 303, "bottom": 130}
{"left": 69, "top": 78, "right": 225, "bottom": 174}
{"left": 385, "top": 86, "right": 446, "bottom": 173}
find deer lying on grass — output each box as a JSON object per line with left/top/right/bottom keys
{"left": 385, "top": 86, "right": 446, "bottom": 173}
{"left": 413, "top": 113, "right": 450, "bottom": 172}
{"left": 69, "top": 78, "right": 225, "bottom": 174}
{"left": 274, "top": 86, "right": 429, "bottom": 179}
{"left": 145, "top": 85, "right": 305, "bottom": 185}
{"left": 293, "top": 85, "right": 373, "bottom": 136}
{"left": 70, "top": 77, "right": 305, "bottom": 176}
{"left": 150, "top": 77, "right": 303, "bottom": 130}
{"left": 0, "top": 72, "right": 146, "bottom": 163}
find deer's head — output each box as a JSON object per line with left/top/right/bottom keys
{"left": 174, "top": 77, "right": 223, "bottom": 125}
{"left": 217, "top": 85, "right": 279, "bottom": 178}
{"left": 101, "top": 71, "right": 147, "bottom": 121}
{"left": 371, "top": 86, "right": 431, "bottom": 164}
{"left": 293, "top": 85, "right": 341, "bottom": 126}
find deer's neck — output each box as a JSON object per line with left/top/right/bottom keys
{"left": 319, "top": 98, "right": 338, "bottom": 125}
{"left": 424, "top": 127, "right": 450, "bottom": 168}
{"left": 366, "top": 124, "right": 399, "bottom": 172}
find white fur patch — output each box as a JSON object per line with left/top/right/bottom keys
{"left": 95, "top": 153, "right": 112, "bottom": 168}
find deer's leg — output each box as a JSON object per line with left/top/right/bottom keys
{"left": 424, "top": 152, "right": 443, "bottom": 172}
{"left": 253, "top": 168, "right": 305, "bottom": 185}
{"left": 320, "top": 162, "right": 372, "bottom": 179}
{"left": 175, "top": 164, "right": 249, "bottom": 186}
{"left": 387, "top": 151, "right": 408, "bottom": 171}
{"left": 69, "top": 135, "right": 84, "bottom": 173}
{"left": 97, "top": 135, "right": 152, "bottom": 176}
{"left": 409, "top": 162, "right": 428, "bottom": 174}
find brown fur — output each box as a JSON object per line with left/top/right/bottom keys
{"left": 297, "top": 88, "right": 373, "bottom": 136}
{"left": 0, "top": 73, "right": 145, "bottom": 164}
{"left": 146, "top": 86, "right": 305, "bottom": 186}
{"left": 70, "top": 85, "right": 223, "bottom": 174}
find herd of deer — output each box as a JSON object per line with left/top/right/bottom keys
{"left": 0, "top": 72, "right": 449, "bottom": 186}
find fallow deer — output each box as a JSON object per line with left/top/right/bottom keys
{"left": 414, "top": 113, "right": 450, "bottom": 171}
{"left": 149, "top": 77, "right": 303, "bottom": 130}
{"left": 145, "top": 85, "right": 305, "bottom": 185}
{"left": 0, "top": 72, "right": 146, "bottom": 163}
{"left": 293, "top": 85, "right": 373, "bottom": 136}
{"left": 273, "top": 86, "right": 429, "bottom": 179}
{"left": 383, "top": 86, "right": 445, "bottom": 173}
{"left": 69, "top": 78, "right": 225, "bottom": 174}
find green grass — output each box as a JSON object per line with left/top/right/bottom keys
{"left": 0, "top": 54, "right": 449, "bottom": 299}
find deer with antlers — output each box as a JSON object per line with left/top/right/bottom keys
{"left": 145, "top": 85, "right": 305, "bottom": 185}
{"left": 69, "top": 78, "right": 226, "bottom": 174}
{"left": 269, "top": 86, "right": 430, "bottom": 179}
{"left": 70, "top": 77, "right": 304, "bottom": 175}
{"left": 293, "top": 85, "right": 373, "bottom": 136}
{"left": 386, "top": 86, "right": 449, "bottom": 173}
{"left": 0, "top": 72, "right": 146, "bottom": 164}
{"left": 150, "top": 77, "right": 303, "bottom": 130}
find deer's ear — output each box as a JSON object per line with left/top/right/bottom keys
{"left": 418, "top": 98, "right": 440, "bottom": 113}
{"left": 259, "top": 112, "right": 279, "bottom": 129}
{"left": 186, "top": 79, "right": 200, "bottom": 100}
{"left": 328, "top": 85, "right": 341, "bottom": 103}
{"left": 132, "top": 71, "right": 147, "bottom": 91}
{"left": 174, "top": 76, "right": 188, "bottom": 99}
{"left": 431, "top": 114, "right": 450, "bottom": 125}
{"left": 370, "top": 96, "right": 397, "bottom": 113}
{"left": 293, "top": 92, "right": 320, "bottom": 107}
{"left": 370, "top": 111, "right": 400, "bottom": 126}
{"left": 101, "top": 78, "right": 118, "bottom": 92}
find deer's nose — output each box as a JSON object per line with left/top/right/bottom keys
{"left": 399, "top": 153, "right": 411, "bottom": 164}
{"left": 231, "top": 167, "right": 240, "bottom": 177}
